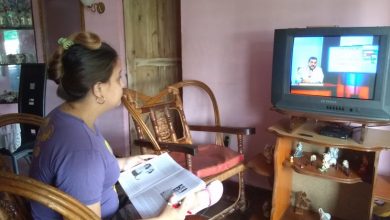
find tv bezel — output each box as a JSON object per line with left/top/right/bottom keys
{"left": 271, "top": 26, "right": 390, "bottom": 123}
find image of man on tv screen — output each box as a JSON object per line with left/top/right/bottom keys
{"left": 296, "top": 56, "right": 324, "bottom": 85}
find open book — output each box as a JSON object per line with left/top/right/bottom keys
{"left": 118, "top": 153, "right": 206, "bottom": 218}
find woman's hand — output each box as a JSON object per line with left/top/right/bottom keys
{"left": 154, "top": 194, "right": 195, "bottom": 220}
{"left": 117, "top": 155, "right": 157, "bottom": 171}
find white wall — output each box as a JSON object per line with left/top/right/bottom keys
{"left": 181, "top": 0, "right": 390, "bottom": 188}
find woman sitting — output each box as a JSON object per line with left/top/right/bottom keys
{"left": 29, "top": 32, "right": 222, "bottom": 220}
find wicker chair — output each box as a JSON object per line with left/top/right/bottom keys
{"left": 0, "top": 113, "right": 44, "bottom": 174}
{"left": 122, "top": 80, "right": 256, "bottom": 219}
{"left": 0, "top": 113, "right": 99, "bottom": 220}
{"left": 0, "top": 171, "right": 99, "bottom": 220}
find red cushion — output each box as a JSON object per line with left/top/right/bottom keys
{"left": 170, "top": 144, "right": 244, "bottom": 178}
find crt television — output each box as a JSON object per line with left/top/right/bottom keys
{"left": 271, "top": 26, "right": 390, "bottom": 123}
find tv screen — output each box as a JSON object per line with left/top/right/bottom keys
{"left": 290, "top": 35, "right": 379, "bottom": 100}
{"left": 271, "top": 26, "right": 390, "bottom": 123}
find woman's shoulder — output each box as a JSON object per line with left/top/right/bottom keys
{"left": 41, "top": 108, "right": 97, "bottom": 143}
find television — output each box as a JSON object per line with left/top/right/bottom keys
{"left": 271, "top": 26, "right": 390, "bottom": 123}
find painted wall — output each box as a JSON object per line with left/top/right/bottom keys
{"left": 181, "top": 0, "right": 390, "bottom": 188}
{"left": 82, "top": 0, "right": 129, "bottom": 156}
{"left": 2, "top": 0, "right": 390, "bottom": 189}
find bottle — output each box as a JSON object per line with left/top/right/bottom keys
{"left": 223, "top": 135, "right": 230, "bottom": 147}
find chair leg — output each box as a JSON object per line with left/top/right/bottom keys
{"left": 11, "top": 156, "right": 19, "bottom": 175}
{"left": 209, "top": 171, "right": 246, "bottom": 220}
{"left": 24, "top": 154, "right": 33, "bottom": 165}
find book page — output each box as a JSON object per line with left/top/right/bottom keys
{"left": 118, "top": 153, "right": 205, "bottom": 218}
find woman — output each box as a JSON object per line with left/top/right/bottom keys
{"left": 29, "top": 32, "right": 222, "bottom": 220}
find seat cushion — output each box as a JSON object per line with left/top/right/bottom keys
{"left": 170, "top": 144, "right": 244, "bottom": 178}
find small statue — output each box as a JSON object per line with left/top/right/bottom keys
{"left": 293, "top": 142, "right": 304, "bottom": 158}
{"left": 263, "top": 144, "right": 275, "bottom": 164}
{"left": 294, "top": 191, "right": 311, "bottom": 215}
{"left": 358, "top": 156, "right": 369, "bottom": 176}
{"left": 262, "top": 200, "right": 271, "bottom": 218}
{"left": 342, "top": 160, "right": 350, "bottom": 176}
{"left": 328, "top": 147, "right": 339, "bottom": 166}
{"left": 318, "top": 208, "right": 331, "bottom": 220}
{"left": 319, "top": 153, "right": 331, "bottom": 172}
{"left": 310, "top": 154, "right": 317, "bottom": 166}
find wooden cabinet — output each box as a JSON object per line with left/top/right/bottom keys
{"left": 374, "top": 175, "right": 390, "bottom": 203}
{"left": 269, "top": 119, "right": 390, "bottom": 220}
{"left": 0, "top": 0, "right": 38, "bottom": 104}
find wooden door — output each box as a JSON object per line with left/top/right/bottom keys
{"left": 123, "top": 0, "right": 181, "bottom": 154}
{"left": 123, "top": 0, "right": 181, "bottom": 94}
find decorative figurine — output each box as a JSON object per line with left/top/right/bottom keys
{"left": 294, "top": 191, "right": 311, "bottom": 215}
{"left": 310, "top": 154, "right": 317, "bottom": 166}
{"left": 318, "top": 208, "right": 331, "bottom": 220}
{"left": 319, "top": 153, "right": 331, "bottom": 172}
{"left": 263, "top": 144, "right": 275, "bottom": 164}
{"left": 342, "top": 160, "right": 350, "bottom": 176}
{"left": 328, "top": 147, "right": 339, "bottom": 166}
{"left": 262, "top": 200, "right": 271, "bottom": 218}
{"left": 358, "top": 155, "right": 369, "bottom": 176}
{"left": 293, "top": 142, "right": 304, "bottom": 158}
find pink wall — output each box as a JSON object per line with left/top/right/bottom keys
{"left": 181, "top": 0, "right": 390, "bottom": 188}
{"left": 82, "top": 0, "right": 129, "bottom": 156}
{"left": 2, "top": 0, "right": 390, "bottom": 189}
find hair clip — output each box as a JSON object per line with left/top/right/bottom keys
{"left": 58, "top": 37, "right": 74, "bottom": 50}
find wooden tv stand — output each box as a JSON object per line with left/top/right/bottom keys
{"left": 269, "top": 118, "right": 390, "bottom": 220}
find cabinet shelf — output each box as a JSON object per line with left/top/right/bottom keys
{"left": 0, "top": 62, "right": 37, "bottom": 66}
{"left": 283, "top": 152, "right": 362, "bottom": 184}
{"left": 269, "top": 119, "right": 388, "bottom": 220}
{"left": 281, "top": 207, "right": 345, "bottom": 220}
{"left": 0, "top": 26, "right": 33, "bottom": 30}
{"left": 374, "top": 175, "right": 390, "bottom": 202}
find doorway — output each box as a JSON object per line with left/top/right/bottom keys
{"left": 123, "top": 0, "right": 181, "bottom": 154}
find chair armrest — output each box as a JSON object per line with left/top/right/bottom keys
{"left": 133, "top": 139, "right": 199, "bottom": 155}
{"left": 189, "top": 125, "right": 256, "bottom": 135}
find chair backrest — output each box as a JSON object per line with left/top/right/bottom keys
{"left": 122, "top": 80, "right": 224, "bottom": 153}
{"left": 0, "top": 171, "right": 99, "bottom": 220}
{"left": 0, "top": 113, "right": 99, "bottom": 220}
{"left": 0, "top": 113, "right": 44, "bottom": 151}
{"left": 0, "top": 113, "right": 44, "bottom": 129}
{"left": 18, "top": 63, "right": 46, "bottom": 145}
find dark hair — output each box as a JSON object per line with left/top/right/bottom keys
{"left": 308, "top": 56, "right": 318, "bottom": 62}
{"left": 47, "top": 32, "right": 118, "bottom": 102}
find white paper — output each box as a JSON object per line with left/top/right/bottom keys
{"left": 118, "top": 153, "right": 205, "bottom": 218}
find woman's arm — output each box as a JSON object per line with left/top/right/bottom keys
{"left": 87, "top": 201, "right": 102, "bottom": 218}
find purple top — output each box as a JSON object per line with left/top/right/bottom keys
{"left": 30, "top": 107, "right": 120, "bottom": 219}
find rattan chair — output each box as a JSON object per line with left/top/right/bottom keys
{"left": 122, "top": 80, "right": 256, "bottom": 219}
{"left": 0, "top": 113, "right": 44, "bottom": 174}
{"left": 0, "top": 170, "right": 99, "bottom": 220}
{"left": 0, "top": 113, "right": 99, "bottom": 220}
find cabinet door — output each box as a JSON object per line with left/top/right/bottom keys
{"left": 0, "top": 0, "right": 38, "bottom": 104}
{"left": 0, "top": 29, "right": 37, "bottom": 64}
